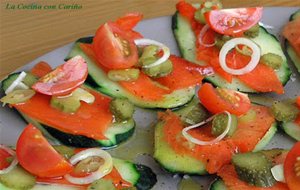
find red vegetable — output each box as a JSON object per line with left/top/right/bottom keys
{"left": 198, "top": 83, "right": 251, "bottom": 116}
{"left": 16, "top": 124, "right": 73, "bottom": 177}
{"left": 284, "top": 142, "right": 300, "bottom": 190}
{"left": 205, "top": 7, "right": 263, "bottom": 36}
{"left": 32, "top": 56, "right": 88, "bottom": 96}
{"left": 93, "top": 22, "right": 138, "bottom": 69}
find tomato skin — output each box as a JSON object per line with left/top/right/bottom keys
{"left": 296, "top": 96, "right": 300, "bottom": 109}
{"left": 32, "top": 56, "right": 88, "bottom": 96}
{"left": 115, "top": 12, "right": 143, "bottom": 31}
{"left": 16, "top": 124, "right": 73, "bottom": 178}
{"left": 92, "top": 22, "right": 138, "bottom": 69}
{"left": 30, "top": 61, "right": 52, "bottom": 78}
{"left": 0, "top": 147, "right": 13, "bottom": 170}
{"left": 284, "top": 142, "right": 300, "bottom": 190}
{"left": 205, "top": 7, "right": 263, "bottom": 35}
{"left": 198, "top": 83, "right": 251, "bottom": 116}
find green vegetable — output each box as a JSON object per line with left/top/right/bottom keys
{"left": 211, "top": 113, "right": 237, "bottom": 137}
{"left": 261, "top": 53, "right": 283, "bottom": 70}
{"left": 108, "top": 69, "right": 140, "bottom": 82}
{"left": 88, "top": 179, "right": 116, "bottom": 190}
{"left": 110, "top": 98, "right": 134, "bottom": 121}
{"left": 0, "top": 89, "right": 35, "bottom": 105}
{"left": 139, "top": 45, "right": 158, "bottom": 64}
{"left": 271, "top": 100, "right": 299, "bottom": 122}
{"left": 50, "top": 95, "right": 81, "bottom": 113}
{"left": 174, "top": 97, "right": 209, "bottom": 125}
{"left": 215, "top": 35, "right": 231, "bottom": 49}
{"left": 50, "top": 88, "right": 95, "bottom": 114}
{"left": 142, "top": 59, "right": 173, "bottom": 78}
{"left": 1, "top": 72, "right": 37, "bottom": 92}
{"left": 139, "top": 45, "right": 173, "bottom": 78}
{"left": 244, "top": 24, "right": 260, "bottom": 38}
{"left": 0, "top": 165, "right": 36, "bottom": 190}
{"left": 285, "top": 10, "right": 300, "bottom": 73}
{"left": 172, "top": 10, "right": 291, "bottom": 92}
{"left": 67, "top": 38, "right": 195, "bottom": 108}
{"left": 232, "top": 152, "right": 275, "bottom": 187}
{"left": 194, "top": 0, "right": 223, "bottom": 24}
{"left": 53, "top": 145, "right": 75, "bottom": 159}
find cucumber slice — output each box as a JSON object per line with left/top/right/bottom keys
{"left": 113, "top": 158, "right": 157, "bottom": 190}
{"left": 154, "top": 103, "right": 277, "bottom": 175}
{"left": 281, "top": 121, "right": 300, "bottom": 141}
{"left": 253, "top": 123, "right": 277, "bottom": 151}
{"left": 0, "top": 158, "right": 156, "bottom": 190}
{"left": 210, "top": 179, "right": 227, "bottom": 190}
{"left": 172, "top": 11, "right": 291, "bottom": 92}
{"left": 1, "top": 72, "right": 37, "bottom": 92}
{"left": 286, "top": 10, "right": 300, "bottom": 73}
{"left": 87, "top": 179, "right": 116, "bottom": 190}
{"left": 1, "top": 75, "right": 136, "bottom": 148}
{"left": 154, "top": 121, "right": 207, "bottom": 175}
{"left": 209, "top": 149, "right": 287, "bottom": 190}
{"left": 232, "top": 152, "right": 275, "bottom": 187}
{"left": 22, "top": 114, "right": 135, "bottom": 148}
{"left": 67, "top": 40, "right": 195, "bottom": 109}
{"left": 0, "top": 165, "right": 36, "bottom": 190}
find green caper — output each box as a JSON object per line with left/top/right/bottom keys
{"left": 244, "top": 24, "right": 260, "bottom": 38}
{"left": 142, "top": 59, "right": 173, "bottom": 78}
{"left": 108, "top": 69, "right": 140, "bottom": 82}
{"left": 110, "top": 98, "right": 134, "bottom": 121}
{"left": 261, "top": 53, "right": 283, "bottom": 70}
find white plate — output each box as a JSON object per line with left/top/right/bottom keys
{"left": 0, "top": 7, "right": 299, "bottom": 190}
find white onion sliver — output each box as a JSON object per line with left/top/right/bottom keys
{"left": 134, "top": 38, "right": 170, "bottom": 68}
{"left": 5, "top": 72, "right": 28, "bottom": 94}
{"left": 271, "top": 164, "right": 285, "bottom": 183}
{"left": 0, "top": 145, "right": 18, "bottom": 174}
{"left": 259, "top": 22, "right": 274, "bottom": 29}
{"left": 219, "top": 38, "right": 261, "bottom": 75}
{"left": 182, "top": 111, "right": 232, "bottom": 146}
{"left": 198, "top": 24, "right": 216, "bottom": 47}
{"left": 57, "top": 88, "right": 95, "bottom": 104}
{"left": 64, "top": 148, "right": 113, "bottom": 185}
{"left": 74, "top": 88, "right": 95, "bottom": 104}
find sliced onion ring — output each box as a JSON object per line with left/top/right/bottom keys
{"left": 219, "top": 38, "right": 261, "bottom": 75}
{"left": 134, "top": 38, "right": 170, "bottom": 68}
{"left": 0, "top": 145, "right": 18, "bottom": 174}
{"left": 271, "top": 164, "right": 285, "bottom": 183}
{"left": 64, "top": 148, "right": 113, "bottom": 185}
{"left": 5, "top": 72, "right": 29, "bottom": 94}
{"left": 198, "top": 24, "right": 216, "bottom": 47}
{"left": 182, "top": 111, "right": 232, "bottom": 146}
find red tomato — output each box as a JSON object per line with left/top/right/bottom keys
{"left": 0, "top": 146, "right": 13, "bottom": 170}
{"left": 296, "top": 96, "right": 300, "bottom": 109}
{"left": 115, "top": 12, "right": 143, "bottom": 31}
{"left": 284, "top": 142, "right": 300, "bottom": 190}
{"left": 32, "top": 56, "right": 88, "bottom": 96}
{"left": 92, "top": 22, "right": 138, "bottom": 69}
{"left": 16, "top": 124, "right": 73, "bottom": 177}
{"left": 198, "top": 83, "right": 251, "bottom": 116}
{"left": 205, "top": 7, "right": 263, "bottom": 35}
{"left": 30, "top": 61, "right": 52, "bottom": 78}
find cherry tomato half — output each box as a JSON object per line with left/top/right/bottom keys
{"left": 284, "top": 142, "right": 300, "bottom": 190}
{"left": 32, "top": 56, "right": 88, "bottom": 96}
{"left": 205, "top": 7, "right": 263, "bottom": 35}
{"left": 0, "top": 146, "right": 13, "bottom": 170}
{"left": 198, "top": 83, "right": 251, "bottom": 116}
{"left": 16, "top": 124, "right": 73, "bottom": 177}
{"left": 92, "top": 22, "right": 138, "bottom": 69}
